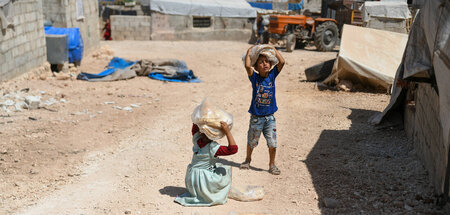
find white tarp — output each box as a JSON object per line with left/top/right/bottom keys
{"left": 323, "top": 24, "right": 408, "bottom": 90}
{"left": 362, "top": 1, "right": 411, "bottom": 22}
{"left": 370, "top": 0, "right": 449, "bottom": 146}
{"left": 149, "top": 0, "right": 257, "bottom": 18}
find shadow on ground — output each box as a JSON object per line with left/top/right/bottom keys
{"left": 159, "top": 186, "right": 188, "bottom": 197}
{"left": 217, "top": 158, "right": 266, "bottom": 172}
{"left": 305, "top": 108, "right": 443, "bottom": 214}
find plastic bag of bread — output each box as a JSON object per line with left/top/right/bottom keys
{"left": 241, "top": 45, "right": 279, "bottom": 68}
{"left": 191, "top": 98, "right": 233, "bottom": 140}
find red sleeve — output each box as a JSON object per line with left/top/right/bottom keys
{"left": 215, "top": 145, "right": 238, "bottom": 156}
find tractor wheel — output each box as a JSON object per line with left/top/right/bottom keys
{"left": 314, "top": 21, "right": 339, "bottom": 52}
{"left": 286, "top": 34, "right": 296, "bottom": 52}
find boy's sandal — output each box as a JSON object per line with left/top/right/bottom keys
{"left": 269, "top": 165, "right": 281, "bottom": 175}
{"left": 240, "top": 161, "right": 251, "bottom": 169}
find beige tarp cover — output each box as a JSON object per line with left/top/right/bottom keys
{"left": 323, "top": 24, "right": 408, "bottom": 90}
{"left": 370, "top": 0, "right": 449, "bottom": 146}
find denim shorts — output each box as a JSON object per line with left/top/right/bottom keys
{"left": 247, "top": 114, "right": 277, "bottom": 149}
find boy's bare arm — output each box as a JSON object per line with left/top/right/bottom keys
{"left": 273, "top": 47, "right": 285, "bottom": 72}
{"left": 245, "top": 46, "right": 254, "bottom": 76}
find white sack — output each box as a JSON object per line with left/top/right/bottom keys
{"left": 241, "top": 45, "right": 279, "bottom": 69}
{"left": 191, "top": 98, "right": 233, "bottom": 140}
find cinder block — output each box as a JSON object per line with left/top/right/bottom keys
{"left": 14, "top": 56, "right": 21, "bottom": 68}
{"left": 5, "top": 51, "right": 12, "bottom": 62}
{"left": 6, "top": 63, "right": 14, "bottom": 75}
{"left": 39, "top": 47, "right": 45, "bottom": 57}
{"left": 141, "top": 22, "right": 151, "bottom": 27}
{"left": 25, "top": 43, "right": 31, "bottom": 52}
{"left": 0, "top": 54, "right": 5, "bottom": 66}
{"left": 11, "top": 47, "right": 18, "bottom": 57}
{"left": 0, "top": 41, "right": 6, "bottom": 52}
{"left": 1, "top": 62, "right": 7, "bottom": 74}
{"left": 13, "top": 14, "right": 19, "bottom": 24}
{"left": 26, "top": 13, "right": 32, "bottom": 22}
{"left": 31, "top": 22, "right": 37, "bottom": 32}
{"left": 18, "top": 44, "right": 24, "bottom": 56}
{"left": 21, "top": 34, "right": 28, "bottom": 45}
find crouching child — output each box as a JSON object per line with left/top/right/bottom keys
{"left": 175, "top": 122, "right": 238, "bottom": 206}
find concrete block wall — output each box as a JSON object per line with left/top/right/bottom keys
{"left": 0, "top": 0, "right": 46, "bottom": 81}
{"left": 404, "top": 83, "right": 447, "bottom": 193}
{"left": 42, "top": 0, "right": 100, "bottom": 53}
{"left": 111, "top": 15, "right": 151, "bottom": 40}
{"left": 41, "top": 0, "right": 67, "bottom": 27}
{"left": 151, "top": 13, "right": 252, "bottom": 41}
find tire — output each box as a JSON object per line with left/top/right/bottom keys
{"left": 286, "top": 34, "right": 296, "bottom": 52}
{"left": 314, "top": 21, "right": 339, "bottom": 52}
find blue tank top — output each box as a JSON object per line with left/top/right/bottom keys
{"left": 248, "top": 66, "right": 279, "bottom": 116}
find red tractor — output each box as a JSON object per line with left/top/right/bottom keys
{"left": 267, "top": 14, "right": 339, "bottom": 52}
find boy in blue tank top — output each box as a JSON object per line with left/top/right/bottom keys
{"left": 240, "top": 45, "right": 285, "bottom": 175}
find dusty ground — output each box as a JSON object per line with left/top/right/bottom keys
{"left": 0, "top": 41, "right": 445, "bottom": 214}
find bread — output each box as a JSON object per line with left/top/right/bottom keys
{"left": 191, "top": 98, "right": 233, "bottom": 140}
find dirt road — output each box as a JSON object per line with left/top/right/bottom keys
{"left": 0, "top": 41, "right": 444, "bottom": 214}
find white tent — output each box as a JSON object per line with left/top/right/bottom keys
{"left": 149, "top": 0, "right": 257, "bottom": 18}
{"left": 370, "top": 0, "right": 449, "bottom": 145}
{"left": 323, "top": 24, "right": 409, "bottom": 90}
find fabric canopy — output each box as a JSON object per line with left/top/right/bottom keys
{"left": 149, "top": 0, "right": 257, "bottom": 18}
{"left": 323, "top": 24, "right": 408, "bottom": 90}
{"left": 370, "top": 0, "right": 449, "bottom": 145}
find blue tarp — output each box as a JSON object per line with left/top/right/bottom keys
{"left": 148, "top": 59, "right": 201, "bottom": 83}
{"left": 77, "top": 57, "right": 200, "bottom": 83}
{"left": 148, "top": 70, "right": 201, "bottom": 83}
{"left": 249, "top": 2, "right": 272, "bottom": 10}
{"left": 44, "top": 26, "right": 84, "bottom": 63}
{"left": 248, "top": 1, "right": 303, "bottom": 10}
{"left": 77, "top": 57, "right": 136, "bottom": 80}
{"left": 288, "top": 3, "right": 303, "bottom": 10}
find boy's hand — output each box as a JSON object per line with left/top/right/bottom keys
{"left": 220, "top": 121, "right": 230, "bottom": 133}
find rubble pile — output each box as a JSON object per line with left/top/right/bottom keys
{"left": 17, "top": 62, "right": 79, "bottom": 81}
{"left": 20, "top": 62, "right": 52, "bottom": 80}
{"left": 0, "top": 88, "right": 67, "bottom": 113}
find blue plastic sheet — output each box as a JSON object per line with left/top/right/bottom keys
{"left": 148, "top": 59, "right": 201, "bottom": 83}
{"left": 249, "top": 2, "right": 272, "bottom": 10}
{"left": 249, "top": 1, "right": 303, "bottom": 10}
{"left": 44, "top": 26, "right": 84, "bottom": 63}
{"left": 288, "top": 2, "right": 303, "bottom": 10}
{"left": 148, "top": 70, "right": 201, "bottom": 83}
{"left": 77, "top": 57, "right": 136, "bottom": 80}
